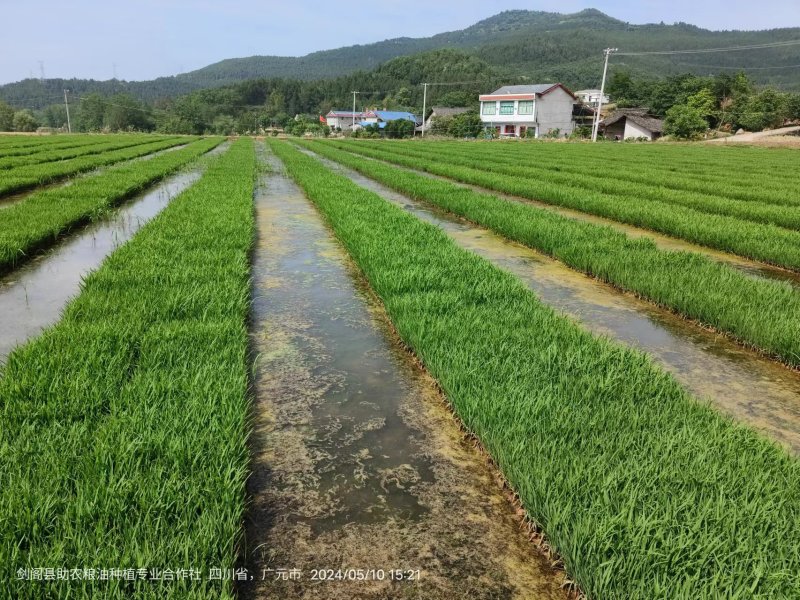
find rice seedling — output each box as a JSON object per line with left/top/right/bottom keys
{"left": 0, "top": 137, "right": 194, "bottom": 197}
{"left": 325, "top": 140, "right": 800, "bottom": 271}
{"left": 0, "top": 135, "right": 136, "bottom": 160}
{"left": 0, "top": 135, "right": 180, "bottom": 170}
{"left": 301, "top": 140, "right": 800, "bottom": 367}
{"left": 270, "top": 138, "right": 800, "bottom": 599}
{"left": 0, "top": 138, "right": 255, "bottom": 600}
{"left": 0, "top": 137, "right": 222, "bottom": 273}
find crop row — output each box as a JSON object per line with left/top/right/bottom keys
{"left": 0, "top": 136, "right": 178, "bottom": 170}
{"left": 476, "top": 140, "right": 800, "bottom": 185}
{"left": 0, "top": 137, "right": 193, "bottom": 198}
{"left": 0, "top": 137, "right": 223, "bottom": 273}
{"left": 0, "top": 134, "right": 93, "bottom": 150}
{"left": 420, "top": 141, "right": 800, "bottom": 207}
{"left": 328, "top": 140, "right": 800, "bottom": 271}
{"left": 0, "top": 138, "right": 255, "bottom": 600}
{"left": 344, "top": 141, "right": 800, "bottom": 227}
{"left": 270, "top": 139, "right": 800, "bottom": 599}
{"left": 303, "top": 140, "right": 800, "bottom": 366}
{"left": 0, "top": 135, "right": 134, "bottom": 159}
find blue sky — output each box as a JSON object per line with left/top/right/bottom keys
{"left": 1, "top": 0, "right": 799, "bottom": 84}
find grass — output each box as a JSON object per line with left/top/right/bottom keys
{"left": 0, "top": 136, "right": 193, "bottom": 197}
{"left": 327, "top": 140, "right": 800, "bottom": 270}
{"left": 270, "top": 138, "right": 800, "bottom": 599}
{"left": 0, "top": 138, "right": 256, "bottom": 600}
{"left": 0, "top": 137, "right": 223, "bottom": 273}
{"left": 304, "top": 139, "right": 800, "bottom": 367}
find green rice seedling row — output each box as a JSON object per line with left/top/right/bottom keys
{"left": 0, "top": 137, "right": 193, "bottom": 197}
{"left": 0, "top": 135, "right": 179, "bottom": 170}
{"left": 338, "top": 141, "right": 800, "bottom": 227}
{"left": 303, "top": 140, "right": 800, "bottom": 366}
{"left": 385, "top": 142, "right": 800, "bottom": 216}
{"left": 327, "top": 140, "right": 800, "bottom": 271}
{"left": 0, "top": 134, "right": 97, "bottom": 152}
{"left": 0, "top": 135, "right": 139, "bottom": 159}
{"left": 0, "top": 138, "right": 255, "bottom": 600}
{"left": 269, "top": 139, "right": 800, "bottom": 599}
{"left": 0, "top": 137, "right": 222, "bottom": 272}
{"left": 454, "top": 142, "right": 800, "bottom": 201}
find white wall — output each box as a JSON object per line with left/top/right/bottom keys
{"left": 623, "top": 120, "right": 654, "bottom": 140}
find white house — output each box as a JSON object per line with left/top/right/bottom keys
{"left": 478, "top": 83, "right": 576, "bottom": 138}
{"left": 324, "top": 110, "right": 376, "bottom": 131}
{"left": 575, "top": 89, "right": 610, "bottom": 105}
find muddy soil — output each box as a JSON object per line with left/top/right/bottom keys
{"left": 240, "top": 146, "right": 571, "bottom": 600}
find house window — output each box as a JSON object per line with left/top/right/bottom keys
{"left": 482, "top": 102, "right": 496, "bottom": 115}
{"left": 504, "top": 125, "right": 516, "bottom": 134}
{"left": 499, "top": 101, "right": 514, "bottom": 115}
{"left": 518, "top": 100, "right": 533, "bottom": 115}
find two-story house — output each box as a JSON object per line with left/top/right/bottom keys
{"left": 479, "top": 83, "right": 577, "bottom": 138}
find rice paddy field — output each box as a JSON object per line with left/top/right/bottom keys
{"left": 2, "top": 133, "right": 800, "bottom": 599}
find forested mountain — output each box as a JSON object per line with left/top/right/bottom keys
{"left": 3, "top": 8, "right": 799, "bottom": 111}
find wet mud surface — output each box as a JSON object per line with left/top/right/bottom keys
{"left": 306, "top": 149, "right": 800, "bottom": 455}
{"left": 241, "top": 146, "right": 571, "bottom": 599}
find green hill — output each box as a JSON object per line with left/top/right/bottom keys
{"left": 3, "top": 8, "right": 799, "bottom": 109}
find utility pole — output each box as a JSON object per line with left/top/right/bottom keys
{"left": 591, "top": 47, "right": 617, "bottom": 142}
{"left": 351, "top": 91, "right": 360, "bottom": 130}
{"left": 421, "top": 83, "right": 428, "bottom": 137}
{"left": 63, "top": 89, "right": 72, "bottom": 133}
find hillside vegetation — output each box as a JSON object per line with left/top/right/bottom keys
{"left": 2, "top": 8, "right": 800, "bottom": 110}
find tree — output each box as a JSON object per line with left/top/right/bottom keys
{"left": 77, "top": 93, "right": 106, "bottom": 131}
{"left": 211, "top": 114, "right": 237, "bottom": 135}
{"left": 663, "top": 104, "right": 707, "bottom": 139}
{"left": 435, "top": 91, "right": 475, "bottom": 107}
{"left": 105, "top": 93, "right": 152, "bottom": 131}
{"left": 786, "top": 94, "right": 800, "bottom": 121}
{"left": 13, "top": 109, "right": 38, "bottom": 132}
{"left": 42, "top": 104, "right": 68, "bottom": 129}
{"left": 736, "top": 89, "right": 786, "bottom": 131}
{"left": 384, "top": 118, "right": 415, "bottom": 138}
{"left": 0, "top": 100, "right": 14, "bottom": 131}
{"left": 448, "top": 111, "right": 482, "bottom": 137}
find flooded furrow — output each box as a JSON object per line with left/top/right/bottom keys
{"left": 241, "top": 146, "right": 571, "bottom": 600}
{"left": 346, "top": 150, "right": 800, "bottom": 288}
{"left": 0, "top": 153, "right": 218, "bottom": 363}
{"left": 308, "top": 150, "right": 800, "bottom": 455}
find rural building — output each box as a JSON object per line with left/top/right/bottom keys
{"left": 575, "top": 89, "right": 610, "bottom": 105}
{"left": 357, "top": 110, "right": 419, "bottom": 130}
{"left": 417, "top": 106, "right": 471, "bottom": 134}
{"left": 601, "top": 108, "right": 664, "bottom": 141}
{"left": 324, "top": 110, "right": 374, "bottom": 131}
{"left": 479, "top": 83, "right": 576, "bottom": 138}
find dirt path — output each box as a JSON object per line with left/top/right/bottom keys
{"left": 239, "top": 145, "right": 572, "bottom": 599}
{"left": 706, "top": 125, "right": 800, "bottom": 144}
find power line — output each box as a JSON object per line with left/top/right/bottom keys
{"left": 674, "top": 62, "right": 800, "bottom": 71}
{"left": 616, "top": 39, "right": 800, "bottom": 56}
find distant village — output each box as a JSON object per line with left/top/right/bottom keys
{"left": 320, "top": 84, "right": 663, "bottom": 141}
